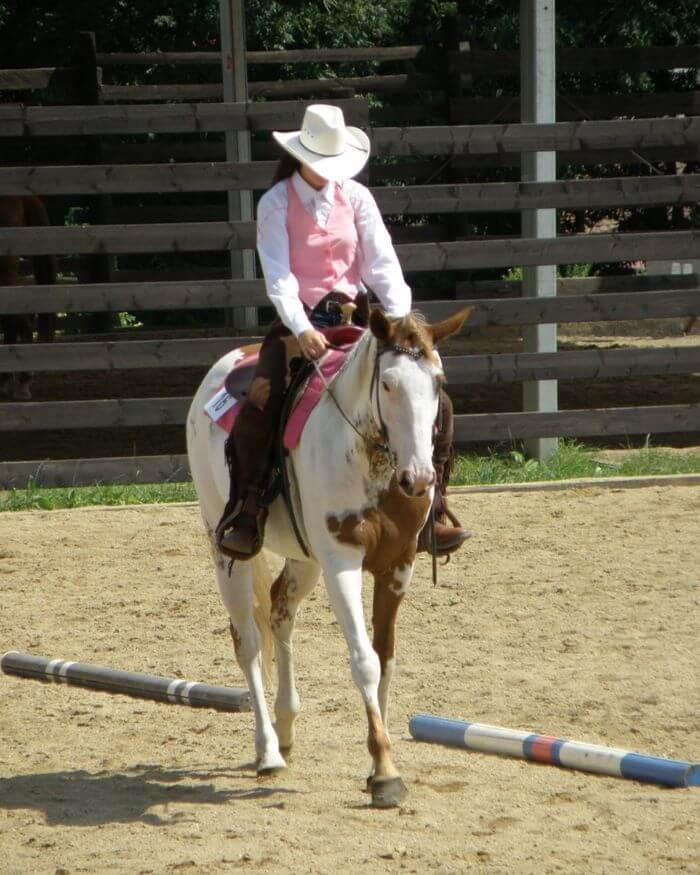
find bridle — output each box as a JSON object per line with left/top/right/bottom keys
{"left": 313, "top": 338, "right": 432, "bottom": 463}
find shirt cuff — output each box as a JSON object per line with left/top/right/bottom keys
{"left": 287, "top": 309, "right": 314, "bottom": 338}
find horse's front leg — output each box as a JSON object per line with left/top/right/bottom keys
{"left": 215, "top": 556, "right": 286, "bottom": 775}
{"left": 365, "top": 562, "right": 413, "bottom": 787}
{"left": 321, "top": 553, "right": 407, "bottom": 808}
{"left": 270, "top": 558, "right": 321, "bottom": 756}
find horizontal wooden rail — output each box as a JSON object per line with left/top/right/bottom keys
{"left": 372, "top": 116, "right": 700, "bottom": 156}
{"left": 2, "top": 161, "right": 698, "bottom": 212}
{"left": 0, "top": 338, "right": 697, "bottom": 381}
{"left": 0, "top": 455, "right": 191, "bottom": 490}
{"left": 397, "top": 230, "right": 700, "bottom": 272}
{"left": 1, "top": 223, "right": 696, "bottom": 265}
{"left": 1, "top": 402, "right": 698, "bottom": 489}
{"left": 95, "top": 46, "right": 423, "bottom": 66}
{"left": 430, "top": 288, "right": 700, "bottom": 326}
{"left": 375, "top": 175, "right": 700, "bottom": 213}
{"left": 0, "top": 337, "right": 260, "bottom": 373}
{"left": 2, "top": 347, "right": 698, "bottom": 430}
{"left": 2, "top": 108, "right": 696, "bottom": 156}
{"left": 454, "top": 404, "right": 700, "bottom": 442}
{"left": 0, "top": 67, "right": 75, "bottom": 90}
{"left": 0, "top": 222, "right": 257, "bottom": 255}
{"left": 0, "top": 98, "right": 368, "bottom": 137}
{"left": 0, "top": 278, "right": 268, "bottom": 314}
{"left": 450, "top": 44, "right": 700, "bottom": 75}
{"left": 0, "top": 280, "right": 697, "bottom": 327}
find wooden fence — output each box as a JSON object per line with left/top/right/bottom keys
{"left": 0, "top": 38, "right": 699, "bottom": 488}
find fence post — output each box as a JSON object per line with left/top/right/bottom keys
{"left": 219, "top": 0, "right": 257, "bottom": 332}
{"left": 520, "top": 0, "right": 558, "bottom": 460}
{"left": 72, "top": 31, "right": 114, "bottom": 332}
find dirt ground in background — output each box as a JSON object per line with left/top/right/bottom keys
{"left": 1, "top": 489, "right": 698, "bottom": 874}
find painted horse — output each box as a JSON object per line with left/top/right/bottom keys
{"left": 0, "top": 195, "right": 57, "bottom": 400}
{"left": 187, "top": 305, "right": 472, "bottom": 808}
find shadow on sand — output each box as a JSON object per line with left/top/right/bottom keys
{"left": 0, "top": 763, "right": 297, "bottom": 826}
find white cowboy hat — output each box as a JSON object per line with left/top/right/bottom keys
{"left": 272, "top": 104, "right": 370, "bottom": 182}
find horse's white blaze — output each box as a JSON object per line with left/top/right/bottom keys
{"left": 375, "top": 354, "right": 441, "bottom": 493}
{"left": 187, "top": 328, "right": 439, "bottom": 782}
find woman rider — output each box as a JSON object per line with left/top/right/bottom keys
{"left": 217, "top": 104, "right": 470, "bottom": 560}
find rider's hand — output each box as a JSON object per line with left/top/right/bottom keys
{"left": 298, "top": 329, "right": 329, "bottom": 360}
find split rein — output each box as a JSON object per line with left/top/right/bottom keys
{"left": 311, "top": 339, "right": 441, "bottom": 586}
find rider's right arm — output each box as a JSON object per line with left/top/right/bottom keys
{"left": 256, "top": 187, "right": 313, "bottom": 338}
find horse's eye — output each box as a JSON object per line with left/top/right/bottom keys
{"left": 381, "top": 380, "right": 390, "bottom": 392}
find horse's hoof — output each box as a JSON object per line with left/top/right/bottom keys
{"left": 256, "top": 751, "right": 287, "bottom": 778}
{"left": 370, "top": 776, "right": 407, "bottom": 809}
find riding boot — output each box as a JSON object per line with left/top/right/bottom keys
{"left": 417, "top": 389, "right": 473, "bottom": 557}
{"left": 217, "top": 484, "right": 269, "bottom": 561}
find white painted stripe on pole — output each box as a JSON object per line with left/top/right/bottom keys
{"left": 46, "top": 658, "right": 63, "bottom": 681}
{"left": 57, "top": 660, "right": 75, "bottom": 681}
{"left": 179, "top": 681, "right": 197, "bottom": 701}
{"left": 465, "top": 723, "right": 531, "bottom": 756}
{"left": 558, "top": 741, "right": 626, "bottom": 776}
{"left": 167, "top": 679, "right": 185, "bottom": 702}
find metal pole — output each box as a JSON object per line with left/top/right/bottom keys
{"left": 520, "top": 0, "right": 557, "bottom": 460}
{"left": 219, "top": 0, "right": 257, "bottom": 331}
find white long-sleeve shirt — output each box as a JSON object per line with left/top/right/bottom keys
{"left": 256, "top": 171, "right": 412, "bottom": 337}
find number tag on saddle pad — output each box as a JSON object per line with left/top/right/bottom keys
{"left": 204, "top": 385, "right": 239, "bottom": 432}
{"left": 204, "top": 325, "right": 365, "bottom": 442}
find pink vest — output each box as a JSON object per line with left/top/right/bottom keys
{"left": 286, "top": 179, "right": 362, "bottom": 309}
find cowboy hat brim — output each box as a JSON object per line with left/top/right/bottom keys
{"left": 272, "top": 126, "right": 370, "bottom": 182}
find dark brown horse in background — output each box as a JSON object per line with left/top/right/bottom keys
{"left": 0, "top": 195, "right": 57, "bottom": 400}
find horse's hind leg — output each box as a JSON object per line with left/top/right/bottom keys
{"left": 271, "top": 558, "right": 321, "bottom": 755}
{"left": 216, "top": 557, "right": 286, "bottom": 775}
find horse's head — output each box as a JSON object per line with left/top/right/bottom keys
{"left": 369, "top": 306, "right": 473, "bottom": 498}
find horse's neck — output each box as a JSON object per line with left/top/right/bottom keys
{"left": 328, "top": 330, "right": 377, "bottom": 437}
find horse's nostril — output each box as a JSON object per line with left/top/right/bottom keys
{"left": 399, "top": 472, "right": 413, "bottom": 494}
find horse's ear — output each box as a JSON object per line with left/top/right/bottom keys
{"left": 369, "top": 307, "right": 394, "bottom": 344}
{"left": 428, "top": 306, "right": 474, "bottom": 346}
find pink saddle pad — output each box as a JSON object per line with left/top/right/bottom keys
{"left": 204, "top": 325, "right": 364, "bottom": 448}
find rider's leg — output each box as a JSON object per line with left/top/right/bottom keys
{"left": 217, "top": 321, "right": 302, "bottom": 559}
{"left": 418, "top": 388, "right": 472, "bottom": 556}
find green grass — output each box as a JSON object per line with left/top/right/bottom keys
{"left": 451, "top": 440, "right": 700, "bottom": 486}
{"left": 0, "top": 480, "right": 196, "bottom": 513}
{"left": 1, "top": 442, "right": 699, "bottom": 512}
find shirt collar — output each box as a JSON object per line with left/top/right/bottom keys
{"left": 292, "top": 171, "right": 336, "bottom": 206}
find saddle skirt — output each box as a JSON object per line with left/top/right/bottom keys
{"left": 204, "top": 324, "right": 365, "bottom": 449}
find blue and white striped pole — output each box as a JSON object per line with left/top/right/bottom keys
{"left": 409, "top": 715, "right": 699, "bottom": 788}
{"left": 2, "top": 651, "right": 251, "bottom": 712}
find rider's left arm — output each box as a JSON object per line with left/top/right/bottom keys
{"left": 350, "top": 182, "right": 412, "bottom": 317}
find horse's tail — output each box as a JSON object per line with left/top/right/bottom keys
{"left": 251, "top": 551, "right": 275, "bottom": 687}
{"left": 23, "top": 196, "right": 57, "bottom": 342}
